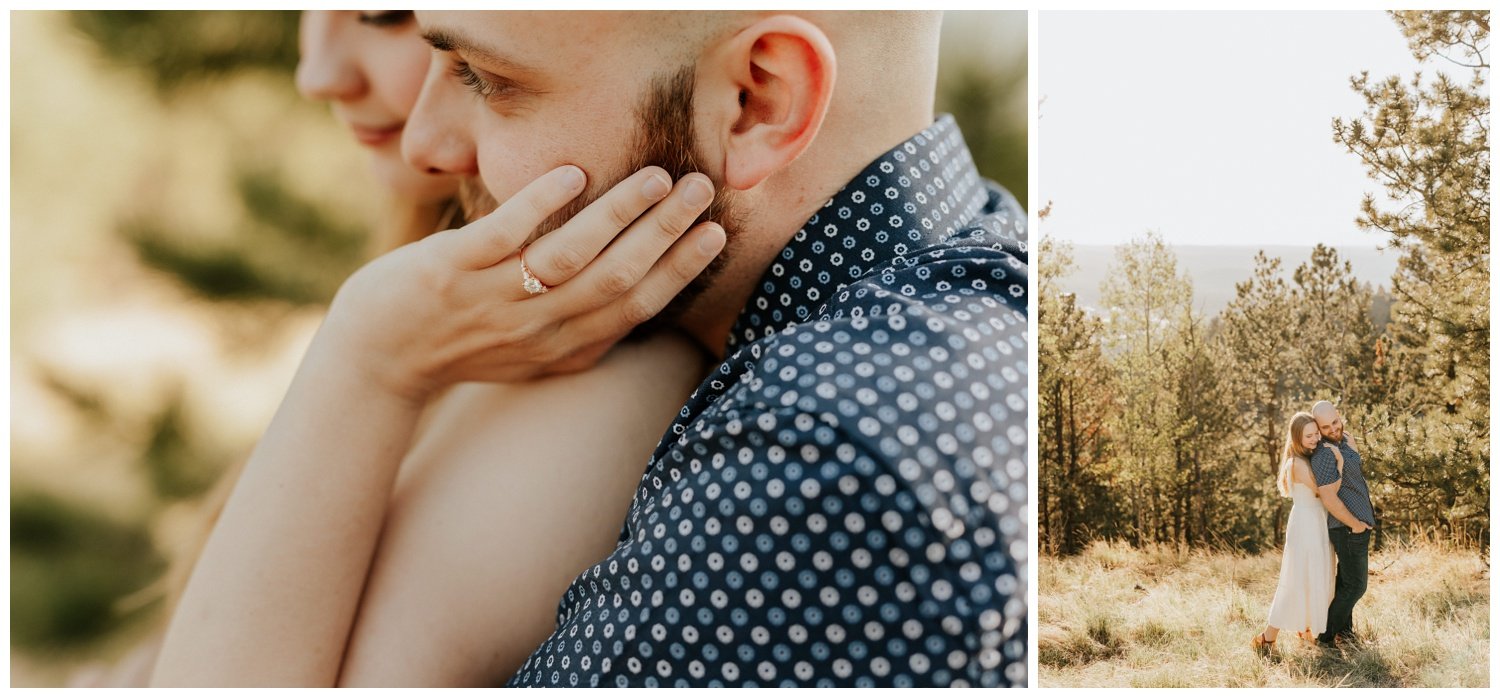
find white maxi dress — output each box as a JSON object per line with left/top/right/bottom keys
{"left": 1265, "top": 481, "right": 1337, "bottom": 634}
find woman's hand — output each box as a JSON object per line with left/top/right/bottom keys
{"left": 322, "top": 164, "right": 724, "bottom": 402}
{"left": 154, "top": 164, "right": 724, "bottom": 687}
{"left": 1321, "top": 441, "right": 1345, "bottom": 476}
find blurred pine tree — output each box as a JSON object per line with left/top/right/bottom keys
{"left": 10, "top": 490, "right": 167, "bottom": 649}
{"left": 68, "top": 11, "right": 300, "bottom": 96}
{"left": 122, "top": 166, "right": 366, "bottom": 306}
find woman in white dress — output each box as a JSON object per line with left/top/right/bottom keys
{"left": 1253, "top": 411, "right": 1341, "bottom": 653}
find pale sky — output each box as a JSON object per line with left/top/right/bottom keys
{"left": 1040, "top": 11, "right": 1448, "bottom": 248}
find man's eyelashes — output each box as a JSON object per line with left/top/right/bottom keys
{"left": 450, "top": 61, "right": 516, "bottom": 103}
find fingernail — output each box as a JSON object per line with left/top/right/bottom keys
{"left": 683, "top": 176, "right": 713, "bottom": 207}
{"left": 641, "top": 173, "right": 671, "bottom": 200}
{"left": 560, "top": 166, "right": 585, "bottom": 190}
{"left": 698, "top": 224, "right": 725, "bottom": 254}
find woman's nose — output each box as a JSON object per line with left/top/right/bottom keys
{"left": 294, "top": 12, "right": 367, "bottom": 103}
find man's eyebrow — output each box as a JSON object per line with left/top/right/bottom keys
{"left": 422, "top": 27, "right": 538, "bottom": 75}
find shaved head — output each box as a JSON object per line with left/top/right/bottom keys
{"left": 1311, "top": 400, "right": 1344, "bottom": 441}
{"left": 631, "top": 11, "right": 941, "bottom": 55}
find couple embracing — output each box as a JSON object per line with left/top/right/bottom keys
{"left": 145, "top": 10, "right": 1027, "bottom": 688}
{"left": 1255, "top": 401, "right": 1376, "bottom": 652}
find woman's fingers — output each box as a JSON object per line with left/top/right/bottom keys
{"left": 450, "top": 165, "right": 587, "bottom": 271}
{"left": 555, "top": 173, "right": 715, "bottom": 307}
{"left": 521, "top": 167, "right": 675, "bottom": 286}
{"left": 567, "top": 221, "right": 725, "bottom": 340}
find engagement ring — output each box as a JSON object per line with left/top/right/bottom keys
{"left": 519, "top": 248, "right": 550, "bottom": 295}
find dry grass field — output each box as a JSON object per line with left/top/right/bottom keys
{"left": 1039, "top": 541, "right": 1490, "bottom": 687}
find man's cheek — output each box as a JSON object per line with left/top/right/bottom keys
{"left": 480, "top": 158, "right": 574, "bottom": 209}
{"left": 475, "top": 154, "right": 523, "bottom": 207}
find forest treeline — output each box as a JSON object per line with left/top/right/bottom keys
{"left": 1038, "top": 11, "right": 1489, "bottom": 554}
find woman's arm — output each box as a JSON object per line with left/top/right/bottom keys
{"left": 149, "top": 166, "right": 723, "bottom": 686}
{"left": 1308, "top": 448, "right": 1365, "bottom": 531}
{"left": 1293, "top": 457, "right": 1332, "bottom": 492}
{"left": 1321, "top": 442, "right": 1345, "bottom": 480}
{"left": 150, "top": 341, "right": 423, "bottom": 686}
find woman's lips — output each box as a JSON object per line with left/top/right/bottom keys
{"left": 349, "top": 122, "right": 404, "bottom": 147}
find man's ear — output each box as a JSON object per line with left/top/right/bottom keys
{"left": 701, "top": 15, "right": 836, "bottom": 191}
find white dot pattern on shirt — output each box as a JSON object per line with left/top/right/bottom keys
{"left": 508, "top": 115, "right": 1028, "bottom": 687}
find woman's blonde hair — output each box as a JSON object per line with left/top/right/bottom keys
{"left": 1277, "top": 411, "right": 1318, "bottom": 496}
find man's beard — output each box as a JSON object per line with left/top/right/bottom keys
{"left": 460, "top": 65, "right": 739, "bottom": 331}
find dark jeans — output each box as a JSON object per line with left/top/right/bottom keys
{"left": 1319, "top": 526, "right": 1370, "bottom": 644}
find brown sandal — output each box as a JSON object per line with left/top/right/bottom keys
{"left": 1252, "top": 632, "right": 1274, "bottom": 655}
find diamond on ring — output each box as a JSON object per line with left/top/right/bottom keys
{"left": 519, "top": 249, "right": 550, "bottom": 295}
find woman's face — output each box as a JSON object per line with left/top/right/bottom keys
{"left": 1299, "top": 421, "right": 1320, "bottom": 451}
{"left": 295, "top": 11, "right": 456, "bottom": 203}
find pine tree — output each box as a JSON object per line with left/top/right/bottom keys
{"left": 1163, "top": 308, "right": 1241, "bottom": 547}
{"left": 1218, "top": 253, "right": 1297, "bottom": 477}
{"left": 1039, "top": 237, "right": 1116, "bottom": 554}
{"left": 1333, "top": 10, "right": 1489, "bottom": 544}
{"left": 1290, "top": 244, "right": 1381, "bottom": 406}
{"left": 1099, "top": 232, "right": 1193, "bottom": 544}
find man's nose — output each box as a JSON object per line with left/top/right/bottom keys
{"left": 294, "top": 14, "right": 365, "bottom": 103}
{"left": 402, "top": 60, "right": 480, "bottom": 177}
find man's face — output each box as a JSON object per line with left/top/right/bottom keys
{"left": 406, "top": 12, "right": 649, "bottom": 213}
{"left": 1315, "top": 410, "right": 1344, "bottom": 441}
{"left": 406, "top": 12, "right": 734, "bottom": 319}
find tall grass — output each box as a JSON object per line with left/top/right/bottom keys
{"left": 1039, "top": 540, "right": 1489, "bottom": 687}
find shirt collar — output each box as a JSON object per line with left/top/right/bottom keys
{"left": 725, "top": 115, "right": 991, "bottom": 353}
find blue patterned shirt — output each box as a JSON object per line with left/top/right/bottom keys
{"left": 1310, "top": 435, "right": 1374, "bottom": 529}
{"left": 507, "top": 116, "right": 1028, "bottom": 687}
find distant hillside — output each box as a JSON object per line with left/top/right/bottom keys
{"left": 1052, "top": 244, "right": 1399, "bottom": 315}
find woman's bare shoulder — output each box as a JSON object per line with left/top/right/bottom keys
{"left": 1290, "top": 456, "right": 1315, "bottom": 476}
{"left": 349, "top": 335, "right": 709, "bottom": 686}
{"left": 597, "top": 329, "right": 709, "bottom": 373}
{"left": 427, "top": 331, "right": 705, "bottom": 417}
{"left": 401, "top": 330, "right": 707, "bottom": 488}
{"left": 560, "top": 330, "right": 710, "bottom": 403}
